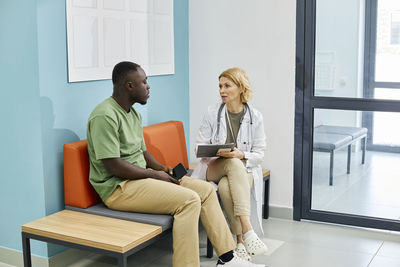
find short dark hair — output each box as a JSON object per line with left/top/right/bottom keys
{"left": 112, "top": 61, "right": 141, "bottom": 85}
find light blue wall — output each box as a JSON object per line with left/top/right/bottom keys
{"left": 0, "top": 0, "right": 189, "bottom": 259}
{"left": 0, "top": 0, "right": 48, "bottom": 257}
{"left": 147, "top": 0, "right": 189, "bottom": 145}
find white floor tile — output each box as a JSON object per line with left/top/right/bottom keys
{"left": 287, "top": 220, "right": 386, "bottom": 254}
{"left": 264, "top": 242, "right": 373, "bottom": 267}
{"left": 368, "top": 256, "right": 400, "bottom": 267}
{"left": 312, "top": 151, "right": 400, "bottom": 220}
{"left": 377, "top": 241, "right": 400, "bottom": 260}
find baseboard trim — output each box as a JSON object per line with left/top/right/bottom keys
{"left": 268, "top": 205, "right": 293, "bottom": 220}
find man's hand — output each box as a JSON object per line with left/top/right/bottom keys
{"left": 216, "top": 147, "right": 245, "bottom": 159}
{"left": 162, "top": 165, "right": 173, "bottom": 176}
{"left": 152, "top": 169, "right": 180, "bottom": 185}
{"left": 101, "top": 157, "right": 180, "bottom": 184}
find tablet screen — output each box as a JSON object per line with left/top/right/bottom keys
{"left": 196, "top": 143, "right": 235, "bottom": 158}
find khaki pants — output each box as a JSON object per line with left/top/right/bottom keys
{"left": 104, "top": 176, "right": 235, "bottom": 267}
{"left": 207, "top": 158, "right": 253, "bottom": 235}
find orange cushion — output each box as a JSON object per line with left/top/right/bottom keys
{"left": 63, "top": 140, "right": 101, "bottom": 208}
{"left": 63, "top": 121, "right": 189, "bottom": 208}
{"left": 143, "top": 121, "right": 189, "bottom": 170}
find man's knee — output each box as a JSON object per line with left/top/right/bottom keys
{"left": 201, "top": 181, "right": 218, "bottom": 200}
{"left": 185, "top": 191, "right": 202, "bottom": 210}
{"left": 174, "top": 191, "right": 201, "bottom": 220}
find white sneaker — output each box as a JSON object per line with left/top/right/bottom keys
{"left": 234, "top": 242, "right": 251, "bottom": 261}
{"left": 243, "top": 230, "right": 268, "bottom": 257}
{"left": 216, "top": 253, "right": 266, "bottom": 267}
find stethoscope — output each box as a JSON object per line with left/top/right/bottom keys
{"left": 215, "top": 103, "right": 253, "bottom": 143}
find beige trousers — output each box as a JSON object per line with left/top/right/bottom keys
{"left": 206, "top": 158, "right": 253, "bottom": 235}
{"left": 104, "top": 176, "right": 235, "bottom": 267}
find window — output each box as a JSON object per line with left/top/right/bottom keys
{"left": 391, "top": 13, "right": 400, "bottom": 45}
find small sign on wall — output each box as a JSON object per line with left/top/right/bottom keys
{"left": 315, "top": 51, "right": 336, "bottom": 91}
{"left": 66, "top": 0, "right": 174, "bottom": 82}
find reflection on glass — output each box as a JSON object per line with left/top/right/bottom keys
{"left": 375, "top": 0, "right": 400, "bottom": 82}
{"left": 314, "top": 0, "right": 366, "bottom": 98}
{"left": 373, "top": 111, "right": 400, "bottom": 146}
{"left": 375, "top": 88, "right": 400, "bottom": 100}
{"left": 314, "top": 0, "right": 400, "bottom": 99}
{"left": 311, "top": 109, "right": 400, "bottom": 220}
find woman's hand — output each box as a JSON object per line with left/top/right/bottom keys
{"left": 216, "top": 147, "right": 245, "bottom": 159}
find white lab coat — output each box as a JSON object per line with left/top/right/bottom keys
{"left": 191, "top": 103, "right": 266, "bottom": 236}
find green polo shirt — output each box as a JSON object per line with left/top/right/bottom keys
{"left": 87, "top": 97, "right": 147, "bottom": 201}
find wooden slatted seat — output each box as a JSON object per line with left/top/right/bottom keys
{"left": 21, "top": 210, "right": 162, "bottom": 266}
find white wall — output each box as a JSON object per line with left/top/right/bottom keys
{"left": 189, "top": 0, "right": 296, "bottom": 208}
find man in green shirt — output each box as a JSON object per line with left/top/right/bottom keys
{"left": 87, "top": 62, "right": 265, "bottom": 267}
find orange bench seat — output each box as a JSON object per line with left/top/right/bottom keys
{"left": 64, "top": 120, "right": 189, "bottom": 209}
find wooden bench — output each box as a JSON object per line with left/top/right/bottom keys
{"left": 22, "top": 210, "right": 161, "bottom": 267}
{"left": 313, "top": 125, "right": 367, "bottom": 185}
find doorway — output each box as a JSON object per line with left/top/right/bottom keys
{"left": 294, "top": 0, "right": 400, "bottom": 231}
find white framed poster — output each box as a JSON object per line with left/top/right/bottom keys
{"left": 66, "top": 0, "right": 174, "bottom": 82}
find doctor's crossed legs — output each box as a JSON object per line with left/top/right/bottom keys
{"left": 207, "top": 157, "right": 269, "bottom": 260}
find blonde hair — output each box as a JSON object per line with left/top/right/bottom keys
{"left": 219, "top": 67, "right": 253, "bottom": 103}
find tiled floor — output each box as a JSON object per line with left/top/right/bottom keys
{"left": 312, "top": 150, "right": 400, "bottom": 220}
{"left": 3, "top": 152, "right": 400, "bottom": 267}
{"left": 23, "top": 217, "right": 399, "bottom": 267}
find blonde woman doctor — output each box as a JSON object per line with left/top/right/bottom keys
{"left": 192, "top": 67, "right": 268, "bottom": 261}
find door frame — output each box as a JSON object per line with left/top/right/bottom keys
{"left": 293, "top": 0, "right": 400, "bottom": 231}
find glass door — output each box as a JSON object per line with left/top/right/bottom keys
{"left": 364, "top": 0, "right": 400, "bottom": 152}
{"left": 294, "top": 0, "right": 400, "bottom": 231}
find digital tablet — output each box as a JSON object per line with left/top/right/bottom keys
{"left": 196, "top": 143, "right": 235, "bottom": 158}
